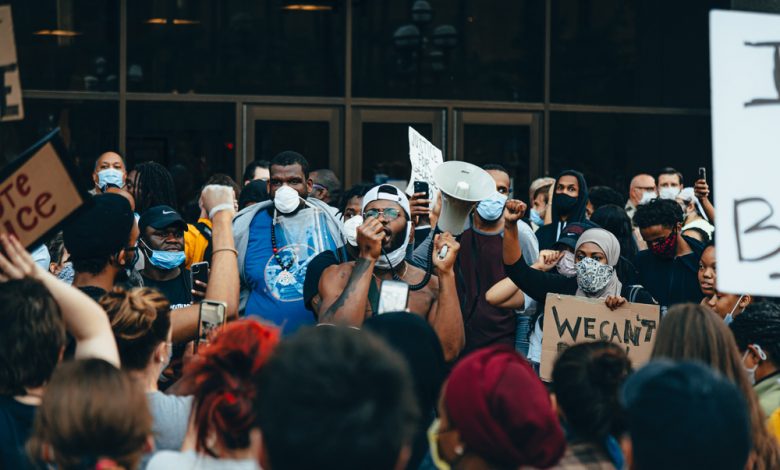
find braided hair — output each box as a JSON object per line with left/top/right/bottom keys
{"left": 730, "top": 300, "right": 780, "bottom": 365}
{"left": 131, "top": 162, "right": 178, "bottom": 214}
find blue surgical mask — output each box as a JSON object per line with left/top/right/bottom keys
{"left": 141, "top": 240, "right": 185, "bottom": 270}
{"left": 529, "top": 208, "right": 545, "bottom": 227}
{"left": 723, "top": 294, "right": 745, "bottom": 326}
{"left": 476, "top": 192, "right": 508, "bottom": 223}
{"left": 97, "top": 168, "right": 124, "bottom": 190}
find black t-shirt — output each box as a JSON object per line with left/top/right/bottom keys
{"left": 77, "top": 285, "right": 107, "bottom": 303}
{"left": 142, "top": 269, "right": 192, "bottom": 309}
{"left": 0, "top": 395, "right": 36, "bottom": 469}
{"left": 303, "top": 249, "right": 342, "bottom": 316}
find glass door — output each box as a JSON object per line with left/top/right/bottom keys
{"left": 244, "top": 105, "right": 342, "bottom": 178}
{"left": 454, "top": 110, "right": 542, "bottom": 201}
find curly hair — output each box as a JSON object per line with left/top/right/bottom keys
{"left": 633, "top": 198, "right": 683, "bottom": 229}
{"left": 730, "top": 300, "right": 780, "bottom": 365}
{"left": 183, "top": 319, "right": 280, "bottom": 456}
{"left": 102, "top": 287, "right": 171, "bottom": 371}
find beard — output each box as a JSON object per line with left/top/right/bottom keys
{"left": 383, "top": 224, "right": 408, "bottom": 254}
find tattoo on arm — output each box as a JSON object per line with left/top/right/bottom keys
{"left": 320, "top": 258, "right": 373, "bottom": 323}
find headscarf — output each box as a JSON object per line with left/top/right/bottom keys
{"left": 364, "top": 313, "right": 446, "bottom": 470}
{"left": 574, "top": 228, "right": 623, "bottom": 298}
{"left": 444, "top": 346, "right": 566, "bottom": 468}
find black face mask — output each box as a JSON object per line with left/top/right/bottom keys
{"left": 554, "top": 193, "right": 578, "bottom": 214}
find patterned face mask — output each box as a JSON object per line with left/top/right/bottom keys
{"left": 576, "top": 257, "right": 614, "bottom": 295}
{"left": 649, "top": 229, "right": 678, "bottom": 259}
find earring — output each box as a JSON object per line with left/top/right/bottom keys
{"left": 455, "top": 445, "right": 464, "bottom": 456}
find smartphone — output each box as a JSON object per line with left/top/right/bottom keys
{"left": 414, "top": 181, "right": 430, "bottom": 200}
{"left": 377, "top": 280, "right": 410, "bottom": 314}
{"left": 191, "top": 261, "right": 209, "bottom": 296}
{"left": 698, "top": 167, "right": 707, "bottom": 182}
{"left": 196, "top": 300, "right": 227, "bottom": 351}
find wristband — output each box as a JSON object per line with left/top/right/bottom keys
{"left": 211, "top": 248, "right": 239, "bottom": 257}
{"left": 209, "top": 203, "right": 234, "bottom": 220}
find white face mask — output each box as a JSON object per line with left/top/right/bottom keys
{"left": 375, "top": 222, "right": 411, "bottom": 269}
{"left": 274, "top": 185, "right": 302, "bottom": 214}
{"left": 556, "top": 251, "right": 577, "bottom": 277}
{"left": 659, "top": 186, "right": 681, "bottom": 200}
{"left": 742, "top": 344, "right": 766, "bottom": 386}
{"left": 639, "top": 190, "right": 657, "bottom": 205}
{"left": 342, "top": 215, "right": 363, "bottom": 247}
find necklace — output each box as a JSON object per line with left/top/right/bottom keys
{"left": 270, "top": 218, "right": 296, "bottom": 286}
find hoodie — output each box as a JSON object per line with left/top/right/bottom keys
{"left": 535, "top": 170, "right": 589, "bottom": 250}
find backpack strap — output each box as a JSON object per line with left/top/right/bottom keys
{"left": 627, "top": 285, "right": 642, "bottom": 304}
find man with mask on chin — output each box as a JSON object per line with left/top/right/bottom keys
{"left": 138, "top": 206, "right": 192, "bottom": 309}
{"left": 316, "top": 184, "right": 465, "bottom": 361}
{"left": 455, "top": 164, "right": 539, "bottom": 354}
{"left": 233, "top": 151, "right": 343, "bottom": 335}
{"left": 92, "top": 151, "right": 127, "bottom": 194}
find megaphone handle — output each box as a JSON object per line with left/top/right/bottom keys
{"left": 437, "top": 245, "right": 449, "bottom": 260}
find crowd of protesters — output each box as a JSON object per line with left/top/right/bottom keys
{"left": 1, "top": 146, "right": 779, "bottom": 470}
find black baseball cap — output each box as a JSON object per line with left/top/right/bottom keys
{"left": 554, "top": 221, "right": 599, "bottom": 251}
{"left": 63, "top": 193, "right": 134, "bottom": 259}
{"left": 621, "top": 360, "right": 751, "bottom": 470}
{"left": 139, "top": 205, "right": 188, "bottom": 233}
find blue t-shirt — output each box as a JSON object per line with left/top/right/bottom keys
{"left": 244, "top": 209, "right": 338, "bottom": 335}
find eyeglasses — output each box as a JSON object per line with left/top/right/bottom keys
{"left": 364, "top": 208, "right": 402, "bottom": 221}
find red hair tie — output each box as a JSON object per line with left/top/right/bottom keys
{"left": 224, "top": 391, "right": 237, "bottom": 404}
{"left": 95, "top": 458, "right": 120, "bottom": 470}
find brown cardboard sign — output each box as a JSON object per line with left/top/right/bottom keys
{"left": 0, "top": 6, "right": 23, "bottom": 122}
{"left": 540, "top": 293, "right": 661, "bottom": 382}
{"left": 0, "top": 129, "right": 88, "bottom": 249}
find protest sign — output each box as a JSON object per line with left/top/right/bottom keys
{"left": 711, "top": 11, "right": 780, "bottom": 296}
{"left": 0, "top": 129, "right": 88, "bottom": 249}
{"left": 406, "top": 127, "right": 443, "bottom": 203}
{"left": 540, "top": 294, "right": 661, "bottom": 382}
{"left": 0, "top": 6, "right": 23, "bottom": 122}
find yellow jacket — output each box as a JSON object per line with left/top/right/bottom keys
{"left": 184, "top": 218, "right": 212, "bottom": 269}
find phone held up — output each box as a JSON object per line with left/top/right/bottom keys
{"left": 377, "top": 280, "right": 410, "bottom": 314}
{"left": 195, "top": 300, "right": 227, "bottom": 353}
{"left": 414, "top": 180, "right": 430, "bottom": 201}
{"left": 698, "top": 167, "right": 707, "bottom": 182}
{"left": 190, "top": 261, "right": 209, "bottom": 299}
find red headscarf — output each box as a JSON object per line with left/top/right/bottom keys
{"left": 444, "top": 345, "right": 566, "bottom": 468}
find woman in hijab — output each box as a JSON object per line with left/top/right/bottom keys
{"left": 535, "top": 170, "right": 590, "bottom": 250}
{"left": 364, "top": 313, "right": 446, "bottom": 470}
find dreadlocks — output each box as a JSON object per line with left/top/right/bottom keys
{"left": 131, "top": 162, "right": 178, "bottom": 214}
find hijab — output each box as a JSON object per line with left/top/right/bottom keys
{"left": 575, "top": 228, "right": 623, "bottom": 298}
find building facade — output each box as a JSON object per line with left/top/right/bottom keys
{"left": 1, "top": 0, "right": 767, "bottom": 203}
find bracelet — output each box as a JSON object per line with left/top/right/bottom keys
{"left": 209, "top": 203, "right": 235, "bottom": 220}
{"left": 211, "top": 248, "right": 238, "bottom": 257}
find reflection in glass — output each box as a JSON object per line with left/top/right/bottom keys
{"left": 127, "top": 0, "right": 345, "bottom": 95}
{"left": 126, "top": 102, "right": 235, "bottom": 210}
{"left": 463, "top": 124, "right": 530, "bottom": 200}
{"left": 353, "top": 0, "right": 543, "bottom": 101}
{"left": 254, "top": 120, "right": 330, "bottom": 171}
{"left": 0, "top": 99, "right": 118, "bottom": 191}
{"left": 361, "top": 122, "right": 433, "bottom": 185}
{"left": 9, "top": 0, "right": 119, "bottom": 91}
{"left": 549, "top": 112, "right": 712, "bottom": 196}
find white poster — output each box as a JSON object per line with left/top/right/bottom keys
{"left": 711, "top": 10, "right": 780, "bottom": 296}
{"left": 406, "top": 127, "right": 443, "bottom": 202}
{"left": 0, "top": 6, "right": 23, "bottom": 122}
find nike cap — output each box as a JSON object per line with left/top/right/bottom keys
{"left": 139, "top": 205, "right": 188, "bottom": 233}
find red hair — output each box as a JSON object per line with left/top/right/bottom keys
{"left": 184, "top": 319, "right": 279, "bottom": 456}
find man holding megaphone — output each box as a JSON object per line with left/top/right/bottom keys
{"left": 317, "top": 184, "right": 465, "bottom": 361}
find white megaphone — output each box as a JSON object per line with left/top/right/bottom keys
{"left": 433, "top": 161, "right": 497, "bottom": 236}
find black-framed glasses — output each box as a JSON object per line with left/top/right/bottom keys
{"left": 364, "top": 208, "right": 402, "bottom": 221}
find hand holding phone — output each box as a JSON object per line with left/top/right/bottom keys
{"left": 698, "top": 167, "right": 707, "bottom": 182}
{"left": 195, "top": 300, "right": 227, "bottom": 353}
{"left": 191, "top": 261, "right": 209, "bottom": 300}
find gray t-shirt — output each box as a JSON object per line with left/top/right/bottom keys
{"left": 148, "top": 392, "right": 192, "bottom": 452}
{"left": 147, "top": 450, "right": 259, "bottom": 470}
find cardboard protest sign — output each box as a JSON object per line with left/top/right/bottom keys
{"left": 406, "top": 127, "right": 443, "bottom": 204}
{"left": 0, "top": 6, "right": 23, "bottom": 122}
{"left": 540, "top": 294, "right": 661, "bottom": 382}
{"left": 710, "top": 11, "right": 780, "bottom": 296}
{"left": 0, "top": 129, "right": 89, "bottom": 249}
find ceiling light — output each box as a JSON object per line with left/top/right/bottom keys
{"left": 33, "top": 29, "right": 81, "bottom": 37}
{"left": 281, "top": 4, "right": 333, "bottom": 11}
